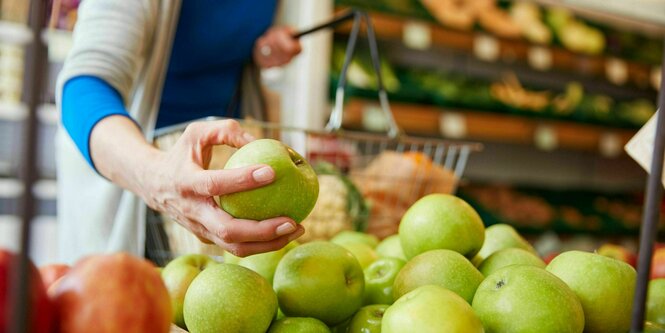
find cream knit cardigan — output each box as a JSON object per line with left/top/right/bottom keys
{"left": 55, "top": 0, "right": 181, "bottom": 263}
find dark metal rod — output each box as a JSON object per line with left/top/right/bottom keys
{"left": 630, "top": 41, "right": 665, "bottom": 333}
{"left": 9, "top": 0, "right": 48, "bottom": 332}
{"left": 293, "top": 9, "right": 357, "bottom": 39}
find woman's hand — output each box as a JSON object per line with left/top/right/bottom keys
{"left": 91, "top": 117, "right": 304, "bottom": 257}
{"left": 253, "top": 26, "right": 302, "bottom": 68}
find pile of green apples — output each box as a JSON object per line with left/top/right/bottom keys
{"left": 161, "top": 193, "right": 665, "bottom": 333}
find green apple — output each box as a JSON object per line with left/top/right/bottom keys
{"left": 237, "top": 241, "right": 299, "bottom": 284}
{"left": 273, "top": 241, "right": 365, "bottom": 325}
{"left": 161, "top": 254, "right": 217, "bottom": 329}
{"left": 331, "top": 231, "right": 379, "bottom": 248}
{"left": 472, "top": 265, "right": 584, "bottom": 333}
{"left": 399, "top": 194, "right": 484, "bottom": 259}
{"left": 383, "top": 285, "right": 483, "bottom": 333}
{"left": 219, "top": 139, "right": 319, "bottom": 223}
{"left": 646, "top": 321, "right": 665, "bottom": 333}
{"left": 375, "top": 235, "right": 406, "bottom": 260}
{"left": 330, "top": 318, "right": 351, "bottom": 333}
{"left": 393, "top": 249, "right": 483, "bottom": 303}
{"left": 267, "top": 317, "right": 331, "bottom": 333}
{"left": 478, "top": 247, "right": 545, "bottom": 276}
{"left": 363, "top": 257, "right": 405, "bottom": 305}
{"left": 647, "top": 278, "right": 665, "bottom": 326}
{"left": 348, "top": 304, "right": 388, "bottom": 333}
{"left": 223, "top": 251, "right": 241, "bottom": 264}
{"left": 337, "top": 242, "right": 378, "bottom": 269}
{"left": 183, "top": 263, "right": 277, "bottom": 333}
{"left": 547, "top": 251, "right": 635, "bottom": 333}
{"left": 475, "top": 223, "right": 537, "bottom": 263}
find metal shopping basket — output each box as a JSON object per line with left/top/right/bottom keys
{"left": 145, "top": 10, "right": 483, "bottom": 265}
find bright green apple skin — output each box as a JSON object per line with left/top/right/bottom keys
{"left": 383, "top": 285, "right": 483, "bottom": 333}
{"left": 331, "top": 231, "right": 379, "bottom": 248}
{"left": 273, "top": 241, "right": 365, "bottom": 325}
{"left": 393, "top": 249, "right": 483, "bottom": 303}
{"left": 183, "top": 263, "right": 277, "bottom": 333}
{"left": 338, "top": 242, "right": 378, "bottom": 269}
{"left": 476, "top": 224, "right": 537, "bottom": 263}
{"left": 363, "top": 257, "right": 405, "bottom": 305}
{"left": 219, "top": 139, "right": 319, "bottom": 223}
{"left": 375, "top": 235, "right": 406, "bottom": 260}
{"left": 648, "top": 279, "right": 665, "bottom": 326}
{"left": 645, "top": 321, "right": 665, "bottom": 333}
{"left": 223, "top": 251, "right": 241, "bottom": 264}
{"left": 399, "top": 194, "right": 485, "bottom": 259}
{"left": 472, "top": 265, "right": 584, "bottom": 333}
{"left": 547, "top": 251, "right": 636, "bottom": 333}
{"left": 161, "top": 254, "right": 217, "bottom": 329}
{"left": 267, "top": 317, "right": 331, "bottom": 333}
{"left": 237, "top": 241, "right": 298, "bottom": 284}
{"left": 348, "top": 304, "right": 388, "bottom": 333}
{"left": 478, "top": 247, "right": 545, "bottom": 276}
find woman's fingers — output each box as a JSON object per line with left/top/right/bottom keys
{"left": 182, "top": 119, "right": 255, "bottom": 149}
{"left": 183, "top": 165, "right": 274, "bottom": 197}
{"left": 223, "top": 226, "right": 305, "bottom": 257}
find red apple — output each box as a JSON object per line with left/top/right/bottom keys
{"left": 652, "top": 248, "right": 665, "bottom": 280}
{"left": 597, "top": 243, "right": 637, "bottom": 267}
{"left": 0, "top": 248, "right": 55, "bottom": 333}
{"left": 542, "top": 252, "right": 559, "bottom": 265}
{"left": 52, "top": 252, "right": 172, "bottom": 333}
{"left": 39, "top": 264, "right": 70, "bottom": 290}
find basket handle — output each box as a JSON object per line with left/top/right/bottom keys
{"left": 296, "top": 10, "right": 402, "bottom": 138}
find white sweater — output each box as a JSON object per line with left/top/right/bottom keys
{"left": 55, "top": 0, "right": 181, "bottom": 264}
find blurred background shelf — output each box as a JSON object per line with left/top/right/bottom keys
{"left": 0, "top": 20, "right": 32, "bottom": 45}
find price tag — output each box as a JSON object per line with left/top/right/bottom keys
{"left": 605, "top": 58, "right": 628, "bottom": 85}
{"left": 599, "top": 132, "right": 622, "bottom": 158}
{"left": 534, "top": 125, "right": 557, "bottom": 151}
{"left": 403, "top": 21, "right": 431, "bottom": 50}
{"left": 473, "top": 34, "right": 500, "bottom": 62}
{"left": 439, "top": 112, "right": 466, "bottom": 139}
{"left": 528, "top": 46, "right": 552, "bottom": 71}
{"left": 652, "top": 66, "right": 662, "bottom": 90}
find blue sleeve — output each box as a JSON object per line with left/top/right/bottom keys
{"left": 61, "top": 76, "right": 133, "bottom": 170}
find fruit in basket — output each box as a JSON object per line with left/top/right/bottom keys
{"left": 267, "top": 317, "right": 331, "bottom": 333}
{"left": 52, "top": 253, "right": 171, "bottom": 333}
{"left": 647, "top": 279, "right": 665, "bottom": 326}
{"left": 393, "top": 249, "right": 484, "bottom": 304}
{"left": 38, "top": 263, "right": 70, "bottom": 290}
{"left": 546, "top": 251, "right": 636, "bottom": 333}
{"left": 363, "top": 257, "right": 406, "bottom": 305}
{"left": 349, "top": 304, "right": 388, "bottom": 333}
{"left": 0, "top": 249, "right": 55, "bottom": 333}
{"left": 652, "top": 247, "right": 665, "bottom": 279}
{"left": 161, "top": 254, "right": 217, "bottom": 329}
{"left": 237, "top": 241, "right": 298, "bottom": 284}
{"left": 219, "top": 139, "right": 319, "bottom": 223}
{"left": 375, "top": 234, "right": 406, "bottom": 260}
{"left": 472, "top": 265, "right": 584, "bottom": 333}
{"left": 475, "top": 223, "right": 537, "bottom": 264}
{"left": 597, "top": 243, "right": 637, "bottom": 267}
{"left": 331, "top": 231, "right": 379, "bottom": 248}
{"left": 478, "top": 247, "right": 546, "bottom": 276}
{"left": 399, "top": 194, "right": 485, "bottom": 259}
{"left": 184, "top": 263, "right": 277, "bottom": 333}
{"left": 383, "top": 285, "right": 484, "bottom": 333}
{"left": 273, "top": 242, "right": 364, "bottom": 325}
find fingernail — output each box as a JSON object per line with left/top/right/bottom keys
{"left": 276, "top": 222, "right": 296, "bottom": 236}
{"left": 252, "top": 166, "right": 274, "bottom": 183}
{"left": 243, "top": 132, "right": 256, "bottom": 142}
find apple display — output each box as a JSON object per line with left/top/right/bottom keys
{"left": 161, "top": 254, "right": 217, "bottom": 329}
{"left": 382, "top": 285, "right": 483, "bottom": 333}
{"left": 331, "top": 231, "right": 379, "bottom": 248}
{"left": 337, "top": 242, "right": 378, "bottom": 269}
{"left": 267, "top": 317, "right": 331, "bottom": 333}
{"left": 472, "top": 265, "right": 584, "bottom": 333}
{"left": 0, "top": 249, "right": 54, "bottom": 333}
{"left": 647, "top": 279, "right": 665, "bottom": 326}
{"left": 547, "top": 251, "right": 636, "bottom": 333}
{"left": 393, "top": 249, "right": 483, "bottom": 303}
{"left": 38, "top": 263, "right": 70, "bottom": 290}
{"left": 399, "top": 194, "right": 485, "bottom": 259}
{"left": 597, "top": 243, "right": 637, "bottom": 267}
{"left": 219, "top": 139, "right": 319, "bottom": 223}
{"left": 184, "top": 263, "right": 277, "bottom": 333}
{"left": 645, "top": 321, "right": 665, "bottom": 333}
{"left": 475, "top": 223, "right": 536, "bottom": 263}
{"left": 273, "top": 241, "right": 364, "bottom": 325}
{"left": 237, "top": 241, "right": 298, "bottom": 284}
{"left": 52, "top": 253, "right": 171, "bottom": 333}
{"left": 477, "top": 247, "right": 545, "bottom": 276}
{"left": 375, "top": 235, "right": 406, "bottom": 260}
{"left": 363, "top": 257, "right": 405, "bottom": 305}
{"left": 349, "top": 304, "right": 388, "bottom": 333}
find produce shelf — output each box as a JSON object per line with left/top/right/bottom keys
{"left": 341, "top": 98, "right": 637, "bottom": 155}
